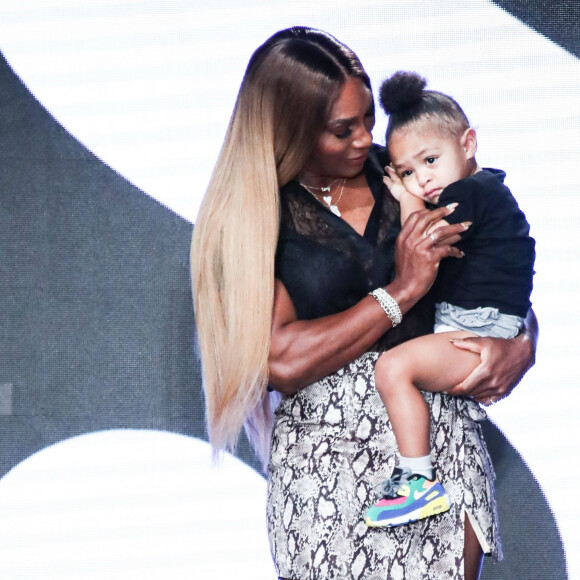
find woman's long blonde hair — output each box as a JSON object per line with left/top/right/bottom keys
{"left": 191, "top": 27, "right": 371, "bottom": 467}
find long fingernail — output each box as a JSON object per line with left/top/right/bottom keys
{"left": 462, "top": 221, "right": 472, "bottom": 229}
{"left": 446, "top": 203, "right": 458, "bottom": 211}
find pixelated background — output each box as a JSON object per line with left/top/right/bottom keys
{"left": 0, "top": 1, "right": 578, "bottom": 578}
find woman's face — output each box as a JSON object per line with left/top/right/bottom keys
{"left": 304, "top": 77, "right": 375, "bottom": 181}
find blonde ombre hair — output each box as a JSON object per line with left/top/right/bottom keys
{"left": 192, "top": 27, "right": 371, "bottom": 467}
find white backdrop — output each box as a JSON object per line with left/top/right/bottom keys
{"left": 0, "top": 0, "right": 578, "bottom": 578}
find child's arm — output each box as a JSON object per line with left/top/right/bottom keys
{"left": 384, "top": 165, "right": 425, "bottom": 224}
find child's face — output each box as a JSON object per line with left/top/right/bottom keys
{"left": 388, "top": 121, "right": 477, "bottom": 204}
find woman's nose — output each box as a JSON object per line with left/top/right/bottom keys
{"left": 353, "top": 124, "right": 372, "bottom": 149}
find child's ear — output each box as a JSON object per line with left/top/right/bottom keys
{"left": 461, "top": 128, "right": 478, "bottom": 159}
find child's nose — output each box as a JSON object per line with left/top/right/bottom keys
{"left": 417, "top": 170, "right": 431, "bottom": 187}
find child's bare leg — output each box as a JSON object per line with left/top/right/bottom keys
{"left": 375, "top": 331, "right": 479, "bottom": 458}
{"left": 366, "top": 331, "right": 480, "bottom": 528}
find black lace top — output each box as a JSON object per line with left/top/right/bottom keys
{"left": 275, "top": 144, "right": 433, "bottom": 351}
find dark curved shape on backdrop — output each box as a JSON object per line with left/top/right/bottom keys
{"left": 491, "top": 0, "right": 580, "bottom": 59}
{"left": 0, "top": 51, "right": 259, "bottom": 474}
{"left": 481, "top": 423, "right": 566, "bottom": 579}
{"left": 0, "top": 49, "right": 566, "bottom": 579}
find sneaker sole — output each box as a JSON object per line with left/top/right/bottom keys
{"left": 365, "top": 494, "right": 451, "bottom": 528}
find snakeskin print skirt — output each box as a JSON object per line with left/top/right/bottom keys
{"left": 267, "top": 352, "right": 502, "bottom": 580}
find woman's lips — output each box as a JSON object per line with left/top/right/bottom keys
{"left": 349, "top": 152, "right": 369, "bottom": 164}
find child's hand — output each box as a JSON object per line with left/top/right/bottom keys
{"left": 383, "top": 165, "right": 408, "bottom": 202}
{"left": 384, "top": 165, "right": 429, "bottom": 226}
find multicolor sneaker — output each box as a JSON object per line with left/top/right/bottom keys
{"left": 365, "top": 467, "right": 451, "bottom": 527}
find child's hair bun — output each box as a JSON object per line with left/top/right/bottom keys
{"left": 379, "top": 71, "right": 427, "bottom": 115}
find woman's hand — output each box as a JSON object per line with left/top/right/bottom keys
{"left": 386, "top": 206, "right": 468, "bottom": 314}
{"left": 446, "top": 309, "right": 538, "bottom": 405}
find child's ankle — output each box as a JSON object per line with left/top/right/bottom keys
{"left": 399, "top": 454, "right": 434, "bottom": 480}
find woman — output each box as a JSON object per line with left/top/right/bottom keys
{"left": 191, "top": 27, "right": 537, "bottom": 580}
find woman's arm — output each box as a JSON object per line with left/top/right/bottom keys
{"left": 268, "top": 205, "right": 468, "bottom": 395}
{"left": 445, "top": 308, "right": 538, "bottom": 404}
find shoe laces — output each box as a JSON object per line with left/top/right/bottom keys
{"left": 377, "top": 467, "right": 412, "bottom": 498}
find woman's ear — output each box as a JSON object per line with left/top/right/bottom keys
{"left": 461, "top": 128, "right": 478, "bottom": 159}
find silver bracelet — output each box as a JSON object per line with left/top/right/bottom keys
{"left": 369, "top": 288, "right": 403, "bottom": 327}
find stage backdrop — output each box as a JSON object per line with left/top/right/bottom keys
{"left": 0, "top": 1, "right": 578, "bottom": 578}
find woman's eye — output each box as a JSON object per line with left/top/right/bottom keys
{"left": 335, "top": 128, "right": 352, "bottom": 140}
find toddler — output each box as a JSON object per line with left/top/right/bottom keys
{"left": 365, "top": 71, "right": 535, "bottom": 528}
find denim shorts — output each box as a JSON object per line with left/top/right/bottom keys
{"left": 434, "top": 301, "right": 524, "bottom": 339}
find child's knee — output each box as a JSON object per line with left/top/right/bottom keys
{"left": 375, "top": 350, "right": 408, "bottom": 389}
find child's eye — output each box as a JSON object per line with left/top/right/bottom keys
{"left": 401, "top": 170, "right": 413, "bottom": 178}
{"left": 426, "top": 157, "right": 436, "bottom": 164}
